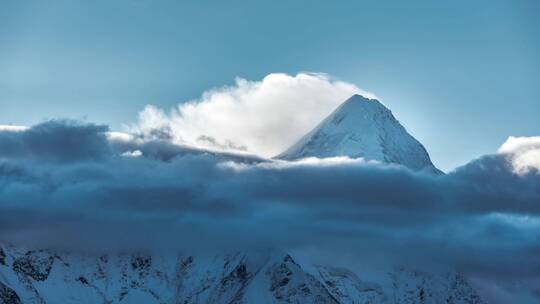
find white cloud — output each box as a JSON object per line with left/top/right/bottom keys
{"left": 0, "top": 125, "right": 28, "bottom": 132}
{"left": 132, "top": 73, "right": 375, "bottom": 157}
{"left": 220, "top": 156, "right": 373, "bottom": 171}
{"left": 105, "top": 131, "right": 136, "bottom": 143}
{"left": 498, "top": 136, "right": 540, "bottom": 174}
{"left": 121, "top": 150, "right": 143, "bottom": 157}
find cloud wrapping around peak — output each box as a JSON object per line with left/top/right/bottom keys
{"left": 133, "top": 73, "right": 373, "bottom": 157}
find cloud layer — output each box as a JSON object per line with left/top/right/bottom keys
{"left": 133, "top": 73, "right": 373, "bottom": 157}
{"left": 0, "top": 120, "right": 539, "bottom": 302}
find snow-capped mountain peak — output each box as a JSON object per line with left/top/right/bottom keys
{"left": 277, "top": 94, "right": 440, "bottom": 173}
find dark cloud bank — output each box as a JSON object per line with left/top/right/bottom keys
{"left": 0, "top": 121, "right": 539, "bottom": 292}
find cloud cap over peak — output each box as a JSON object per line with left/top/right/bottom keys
{"left": 132, "top": 73, "right": 375, "bottom": 157}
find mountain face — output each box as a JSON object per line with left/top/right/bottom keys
{"left": 0, "top": 245, "right": 484, "bottom": 304}
{"left": 277, "top": 95, "right": 440, "bottom": 173}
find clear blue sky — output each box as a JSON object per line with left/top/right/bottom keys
{"left": 1, "top": 0, "right": 538, "bottom": 170}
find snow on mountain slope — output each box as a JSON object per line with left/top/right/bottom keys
{"left": 0, "top": 245, "right": 484, "bottom": 304}
{"left": 314, "top": 265, "right": 387, "bottom": 304}
{"left": 388, "top": 268, "right": 485, "bottom": 304}
{"left": 277, "top": 95, "right": 441, "bottom": 173}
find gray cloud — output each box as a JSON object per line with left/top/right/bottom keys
{"left": 0, "top": 120, "right": 110, "bottom": 162}
{"left": 0, "top": 121, "right": 539, "bottom": 288}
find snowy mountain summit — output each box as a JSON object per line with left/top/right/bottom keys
{"left": 278, "top": 95, "right": 441, "bottom": 173}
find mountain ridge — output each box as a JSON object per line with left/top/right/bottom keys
{"left": 0, "top": 245, "right": 484, "bottom": 304}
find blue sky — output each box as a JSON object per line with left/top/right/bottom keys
{"left": 0, "top": 0, "right": 539, "bottom": 170}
